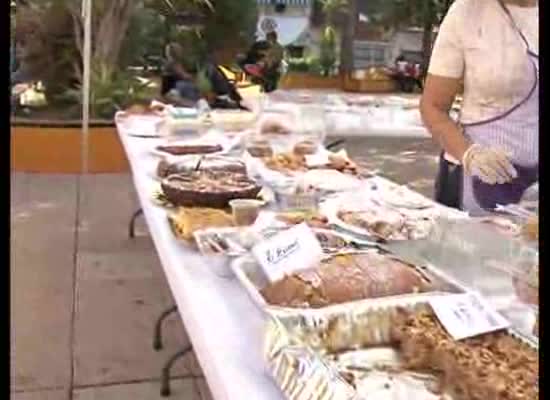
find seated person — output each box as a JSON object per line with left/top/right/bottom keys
{"left": 239, "top": 39, "right": 271, "bottom": 69}
{"left": 161, "top": 43, "right": 200, "bottom": 107}
{"left": 202, "top": 60, "right": 247, "bottom": 109}
{"left": 161, "top": 44, "right": 246, "bottom": 110}
{"left": 242, "top": 31, "right": 284, "bottom": 92}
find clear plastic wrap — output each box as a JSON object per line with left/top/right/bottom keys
{"left": 403, "top": 217, "right": 539, "bottom": 339}
{"left": 264, "top": 297, "right": 538, "bottom": 400}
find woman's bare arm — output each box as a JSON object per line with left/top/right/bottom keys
{"left": 420, "top": 74, "right": 470, "bottom": 161}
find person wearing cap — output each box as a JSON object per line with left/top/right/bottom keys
{"left": 420, "top": 0, "right": 538, "bottom": 215}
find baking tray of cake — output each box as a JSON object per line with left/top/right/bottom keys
{"left": 263, "top": 296, "right": 539, "bottom": 400}
{"left": 160, "top": 170, "right": 262, "bottom": 209}
{"left": 150, "top": 130, "right": 243, "bottom": 158}
{"left": 320, "top": 183, "right": 468, "bottom": 242}
{"left": 231, "top": 249, "right": 463, "bottom": 316}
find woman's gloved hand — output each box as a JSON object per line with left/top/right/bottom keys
{"left": 462, "top": 144, "right": 518, "bottom": 185}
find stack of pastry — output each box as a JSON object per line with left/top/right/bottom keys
{"left": 276, "top": 210, "right": 329, "bottom": 229}
{"left": 168, "top": 208, "right": 233, "bottom": 242}
{"left": 263, "top": 150, "right": 357, "bottom": 175}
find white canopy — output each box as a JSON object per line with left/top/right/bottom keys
{"left": 257, "top": 14, "right": 310, "bottom": 46}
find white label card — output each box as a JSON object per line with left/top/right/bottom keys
{"left": 252, "top": 223, "right": 323, "bottom": 282}
{"left": 429, "top": 292, "right": 510, "bottom": 341}
{"left": 305, "top": 153, "right": 330, "bottom": 168}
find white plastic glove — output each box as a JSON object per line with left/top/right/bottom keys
{"left": 462, "top": 144, "right": 518, "bottom": 185}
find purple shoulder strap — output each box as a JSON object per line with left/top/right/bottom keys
{"left": 495, "top": 0, "right": 537, "bottom": 55}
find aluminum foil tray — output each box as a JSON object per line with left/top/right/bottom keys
{"left": 263, "top": 296, "right": 538, "bottom": 400}
{"left": 231, "top": 250, "right": 462, "bottom": 316}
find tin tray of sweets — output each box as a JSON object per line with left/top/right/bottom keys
{"left": 231, "top": 249, "right": 462, "bottom": 315}
{"left": 263, "top": 296, "right": 538, "bottom": 400}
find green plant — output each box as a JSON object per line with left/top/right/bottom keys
{"left": 60, "top": 63, "right": 153, "bottom": 119}
{"left": 320, "top": 0, "right": 348, "bottom": 26}
{"left": 286, "top": 57, "right": 324, "bottom": 76}
{"left": 362, "top": 0, "right": 454, "bottom": 76}
{"left": 286, "top": 58, "right": 310, "bottom": 73}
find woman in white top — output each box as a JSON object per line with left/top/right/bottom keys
{"left": 420, "top": 0, "right": 538, "bottom": 215}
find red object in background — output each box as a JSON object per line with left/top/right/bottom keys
{"left": 244, "top": 64, "right": 264, "bottom": 78}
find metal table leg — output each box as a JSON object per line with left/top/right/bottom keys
{"left": 128, "top": 208, "right": 144, "bottom": 239}
{"left": 153, "top": 305, "right": 179, "bottom": 351}
{"left": 160, "top": 346, "right": 193, "bottom": 397}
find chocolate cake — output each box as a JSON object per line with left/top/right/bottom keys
{"left": 161, "top": 170, "right": 261, "bottom": 208}
{"left": 156, "top": 144, "right": 223, "bottom": 156}
{"left": 157, "top": 157, "right": 246, "bottom": 178}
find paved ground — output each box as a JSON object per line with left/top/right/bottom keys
{"left": 11, "top": 137, "right": 439, "bottom": 400}
{"left": 330, "top": 136, "right": 439, "bottom": 198}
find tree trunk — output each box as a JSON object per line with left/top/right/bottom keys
{"left": 420, "top": 0, "right": 436, "bottom": 80}
{"left": 339, "top": 0, "right": 357, "bottom": 75}
{"left": 420, "top": 19, "right": 433, "bottom": 78}
{"left": 93, "top": 0, "right": 137, "bottom": 68}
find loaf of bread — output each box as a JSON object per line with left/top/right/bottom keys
{"left": 392, "top": 308, "right": 538, "bottom": 400}
{"left": 260, "top": 253, "right": 437, "bottom": 308}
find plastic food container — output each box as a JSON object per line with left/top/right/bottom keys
{"left": 273, "top": 186, "right": 320, "bottom": 212}
{"left": 229, "top": 199, "right": 263, "bottom": 226}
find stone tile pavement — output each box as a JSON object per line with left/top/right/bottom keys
{"left": 11, "top": 173, "right": 211, "bottom": 400}
{"left": 10, "top": 137, "right": 439, "bottom": 400}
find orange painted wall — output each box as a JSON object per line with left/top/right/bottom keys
{"left": 11, "top": 126, "right": 130, "bottom": 174}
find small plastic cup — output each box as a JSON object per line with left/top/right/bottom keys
{"left": 229, "top": 199, "right": 263, "bottom": 226}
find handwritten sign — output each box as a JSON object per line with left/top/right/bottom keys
{"left": 430, "top": 292, "right": 510, "bottom": 341}
{"left": 252, "top": 223, "right": 323, "bottom": 282}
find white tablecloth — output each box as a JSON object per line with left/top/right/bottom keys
{"left": 116, "top": 117, "right": 536, "bottom": 398}
{"left": 117, "top": 124, "right": 284, "bottom": 400}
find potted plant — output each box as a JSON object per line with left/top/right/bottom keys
{"left": 60, "top": 62, "right": 153, "bottom": 120}
{"left": 11, "top": 62, "right": 154, "bottom": 173}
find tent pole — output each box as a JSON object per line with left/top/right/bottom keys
{"left": 81, "top": 0, "right": 92, "bottom": 174}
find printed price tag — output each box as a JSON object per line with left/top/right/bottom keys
{"left": 252, "top": 223, "right": 323, "bottom": 282}
{"left": 430, "top": 292, "right": 510, "bottom": 341}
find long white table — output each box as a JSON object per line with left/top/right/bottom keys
{"left": 117, "top": 123, "right": 284, "bottom": 400}
{"left": 117, "top": 116, "right": 536, "bottom": 399}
